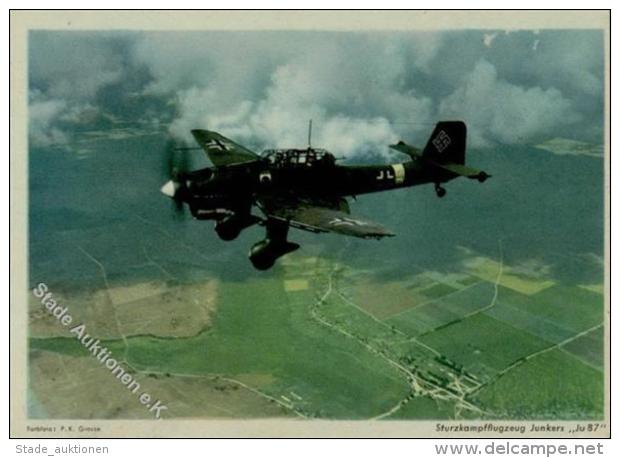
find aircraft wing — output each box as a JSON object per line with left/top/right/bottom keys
{"left": 191, "top": 129, "right": 259, "bottom": 167}
{"left": 259, "top": 196, "right": 395, "bottom": 239}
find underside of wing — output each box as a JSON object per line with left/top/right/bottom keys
{"left": 191, "top": 129, "right": 259, "bottom": 167}
{"left": 259, "top": 196, "right": 395, "bottom": 239}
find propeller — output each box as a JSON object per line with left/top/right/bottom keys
{"left": 161, "top": 141, "right": 193, "bottom": 219}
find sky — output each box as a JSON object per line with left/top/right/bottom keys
{"left": 28, "top": 29, "right": 605, "bottom": 160}
{"left": 26, "top": 29, "right": 605, "bottom": 288}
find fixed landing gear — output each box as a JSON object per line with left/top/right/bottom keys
{"left": 249, "top": 239, "right": 300, "bottom": 270}
{"left": 215, "top": 214, "right": 262, "bottom": 241}
{"left": 435, "top": 183, "right": 447, "bottom": 198}
{"left": 248, "top": 218, "right": 300, "bottom": 270}
{"left": 249, "top": 241, "right": 276, "bottom": 270}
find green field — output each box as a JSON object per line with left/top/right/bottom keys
{"left": 419, "top": 313, "right": 552, "bottom": 377}
{"left": 475, "top": 349, "right": 604, "bottom": 419}
{"left": 31, "top": 277, "right": 410, "bottom": 419}
{"left": 562, "top": 326, "right": 605, "bottom": 371}
{"left": 29, "top": 249, "right": 606, "bottom": 420}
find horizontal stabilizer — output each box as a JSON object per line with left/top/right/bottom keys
{"left": 389, "top": 141, "right": 422, "bottom": 158}
{"left": 437, "top": 162, "right": 491, "bottom": 182}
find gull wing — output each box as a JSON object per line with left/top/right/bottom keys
{"left": 191, "top": 129, "right": 259, "bottom": 167}
{"left": 259, "top": 195, "right": 395, "bottom": 239}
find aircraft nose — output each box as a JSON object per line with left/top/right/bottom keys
{"left": 160, "top": 180, "right": 179, "bottom": 198}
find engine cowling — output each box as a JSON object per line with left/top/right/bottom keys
{"left": 189, "top": 194, "right": 235, "bottom": 220}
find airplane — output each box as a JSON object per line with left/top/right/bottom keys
{"left": 160, "top": 120, "right": 490, "bottom": 270}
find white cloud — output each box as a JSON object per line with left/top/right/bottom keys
{"left": 483, "top": 33, "right": 498, "bottom": 48}
{"left": 28, "top": 97, "right": 69, "bottom": 146}
{"left": 439, "top": 59, "right": 580, "bottom": 147}
{"left": 27, "top": 30, "right": 603, "bottom": 154}
{"left": 30, "top": 33, "right": 126, "bottom": 100}
{"left": 160, "top": 34, "right": 435, "bottom": 158}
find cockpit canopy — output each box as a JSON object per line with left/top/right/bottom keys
{"left": 262, "top": 148, "right": 336, "bottom": 167}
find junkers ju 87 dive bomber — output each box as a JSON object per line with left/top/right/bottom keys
{"left": 160, "top": 121, "right": 490, "bottom": 270}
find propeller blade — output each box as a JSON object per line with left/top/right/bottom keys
{"left": 161, "top": 140, "right": 194, "bottom": 219}
{"left": 172, "top": 197, "right": 186, "bottom": 220}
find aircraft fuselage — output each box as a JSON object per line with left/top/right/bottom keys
{"left": 187, "top": 157, "right": 456, "bottom": 204}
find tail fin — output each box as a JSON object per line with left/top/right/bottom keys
{"left": 422, "top": 121, "right": 466, "bottom": 165}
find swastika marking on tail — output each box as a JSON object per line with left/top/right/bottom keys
{"left": 432, "top": 130, "right": 451, "bottom": 153}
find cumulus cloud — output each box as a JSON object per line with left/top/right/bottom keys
{"left": 27, "top": 30, "right": 605, "bottom": 155}
{"left": 439, "top": 59, "right": 580, "bottom": 147}
{"left": 167, "top": 83, "right": 403, "bottom": 161}
{"left": 148, "top": 32, "right": 438, "bottom": 159}
{"left": 483, "top": 33, "right": 498, "bottom": 48}
{"left": 28, "top": 32, "right": 134, "bottom": 147}
{"left": 28, "top": 96, "right": 69, "bottom": 146}
{"left": 29, "top": 32, "right": 129, "bottom": 101}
